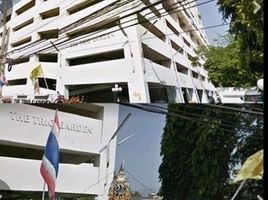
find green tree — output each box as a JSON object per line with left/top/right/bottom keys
{"left": 200, "top": 36, "right": 253, "bottom": 87}
{"left": 159, "top": 104, "right": 263, "bottom": 199}
{"left": 231, "top": 105, "right": 263, "bottom": 199}
{"left": 200, "top": 0, "right": 263, "bottom": 87}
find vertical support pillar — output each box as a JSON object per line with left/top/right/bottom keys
{"left": 121, "top": 15, "right": 151, "bottom": 103}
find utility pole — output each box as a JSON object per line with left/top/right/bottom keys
{"left": 0, "top": 0, "right": 8, "bottom": 73}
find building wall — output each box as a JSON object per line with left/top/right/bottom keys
{"left": 1, "top": 0, "right": 216, "bottom": 103}
{"left": 0, "top": 103, "right": 119, "bottom": 199}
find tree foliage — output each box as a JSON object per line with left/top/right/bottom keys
{"left": 159, "top": 104, "right": 263, "bottom": 199}
{"left": 218, "top": 0, "right": 263, "bottom": 77}
{"left": 200, "top": 36, "right": 253, "bottom": 87}
{"left": 200, "top": 0, "right": 263, "bottom": 87}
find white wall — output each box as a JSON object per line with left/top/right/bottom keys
{"left": 0, "top": 104, "right": 120, "bottom": 198}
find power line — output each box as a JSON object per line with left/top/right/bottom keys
{"left": 8, "top": 0, "right": 78, "bottom": 40}
{"left": 50, "top": 22, "right": 228, "bottom": 55}
{"left": 120, "top": 103, "right": 263, "bottom": 139}
{"left": 4, "top": 0, "right": 138, "bottom": 57}
{"left": 4, "top": 0, "right": 211, "bottom": 60}
{"left": 145, "top": 104, "right": 240, "bottom": 127}
{"left": 32, "top": 0, "right": 216, "bottom": 55}
{"left": 82, "top": 168, "right": 117, "bottom": 193}
{"left": 206, "top": 104, "right": 263, "bottom": 116}
{"left": 120, "top": 103, "right": 239, "bottom": 134}
{"left": 43, "top": 0, "right": 210, "bottom": 53}
{"left": 5, "top": 0, "right": 169, "bottom": 58}
{"left": 144, "top": 104, "right": 263, "bottom": 134}
{"left": 9, "top": 0, "right": 182, "bottom": 58}
{"left": 154, "top": 103, "right": 263, "bottom": 118}
{"left": 125, "top": 168, "right": 156, "bottom": 194}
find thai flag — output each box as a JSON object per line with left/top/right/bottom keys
{"left": 40, "top": 110, "right": 60, "bottom": 200}
{"left": 0, "top": 72, "right": 8, "bottom": 87}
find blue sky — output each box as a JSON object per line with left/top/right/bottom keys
{"left": 115, "top": 105, "right": 166, "bottom": 194}
{"left": 197, "top": 0, "right": 229, "bottom": 44}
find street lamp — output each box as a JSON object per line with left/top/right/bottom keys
{"left": 112, "top": 84, "right": 122, "bottom": 102}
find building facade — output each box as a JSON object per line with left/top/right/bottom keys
{"left": 0, "top": 103, "right": 119, "bottom": 199}
{"left": 1, "top": 0, "right": 216, "bottom": 103}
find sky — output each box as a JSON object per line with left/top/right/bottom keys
{"left": 197, "top": 0, "right": 230, "bottom": 44}
{"left": 115, "top": 104, "right": 166, "bottom": 194}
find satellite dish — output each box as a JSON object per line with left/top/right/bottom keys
{"left": 257, "top": 79, "right": 263, "bottom": 91}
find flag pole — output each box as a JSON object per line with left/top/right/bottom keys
{"left": 41, "top": 65, "right": 49, "bottom": 91}
{"left": 231, "top": 180, "right": 246, "bottom": 200}
{"left": 42, "top": 181, "right": 46, "bottom": 200}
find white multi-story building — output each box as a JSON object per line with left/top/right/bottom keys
{"left": 0, "top": 103, "right": 119, "bottom": 199}
{"left": 0, "top": 0, "right": 216, "bottom": 103}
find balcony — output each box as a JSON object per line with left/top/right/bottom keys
{"left": 144, "top": 58, "right": 176, "bottom": 86}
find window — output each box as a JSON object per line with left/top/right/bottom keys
{"left": 11, "top": 37, "right": 32, "bottom": 47}
{"left": 16, "top": 0, "right": 36, "bottom": 15}
{"left": 38, "top": 53, "right": 58, "bottom": 63}
{"left": 68, "top": 49, "right": 125, "bottom": 66}
{"left": 0, "top": 144, "right": 99, "bottom": 165}
{"left": 166, "top": 20, "right": 180, "bottom": 36}
{"left": 11, "top": 57, "right": 30, "bottom": 65}
{"left": 148, "top": 83, "right": 169, "bottom": 103}
{"left": 38, "top": 29, "right": 59, "bottom": 39}
{"left": 197, "top": 89, "right": 203, "bottom": 102}
{"left": 138, "top": 13, "right": 166, "bottom": 42}
{"left": 13, "top": 18, "right": 34, "bottom": 31}
{"left": 190, "top": 32, "right": 195, "bottom": 42}
{"left": 176, "top": 63, "right": 188, "bottom": 75}
{"left": 67, "top": 0, "right": 103, "bottom": 14}
{"left": 187, "top": 53, "right": 194, "bottom": 61}
{"left": 181, "top": 87, "right": 189, "bottom": 103}
{"left": 8, "top": 78, "right": 27, "bottom": 86}
{"left": 171, "top": 40, "right": 184, "bottom": 55}
{"left": 67, "top": 17, "right": 118, "bottom": 38}
{"left": 40, "top": 7, "right": 60, "bottom": 19}
{"left": 183, "top": 37, "right": 191, "bottom": 47}
{"left": 194, "top": 48, "right": 198, "bottom": 55}
{"left": 142, "top": 44, "right": 171, "bottom": 68}
{"left": 38, "top": 78, "right": 56, "bottom": 90}
{"left": 192, "top": 71, "right": 199, "bottom": 79}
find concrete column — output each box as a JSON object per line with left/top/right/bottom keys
{"left": 56, "top": 53, "right": 67, "bottom": 96}
{"left": 128, "top": 81, "right": 150, "bottom": 103}
{"left": 121, "top": 15, "right": 151, "bottom": 103}
{"left": 201, "top": 90, "right": 208, "bottom": 103}
{"left": 97, "top": 104, "right": 119, "bottom": 200}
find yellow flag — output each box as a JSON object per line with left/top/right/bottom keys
{"left": 233, "top": 150, "right": 263, "bottom": 183}
{"left": 30, "top": 64, "right": 43, "bottom": 80}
